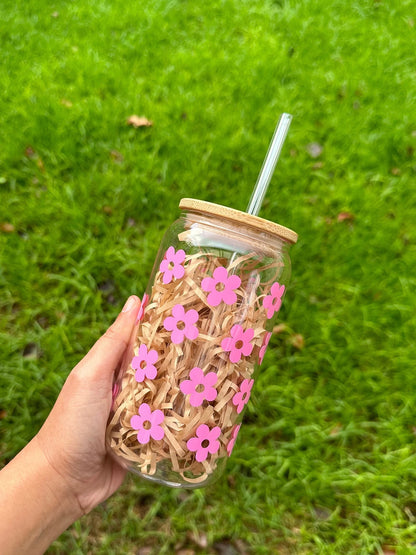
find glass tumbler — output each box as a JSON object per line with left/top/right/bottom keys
{"left": 106, "top": 198, "right": 298, "bottom": 488}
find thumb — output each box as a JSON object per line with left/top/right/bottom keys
{"left": 75, "top": 295, "right": 141, "bottom": 381}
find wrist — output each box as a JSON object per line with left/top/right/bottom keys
{"left": 0, "top": 436, "right": 82, "bottom": 555}
{"left": 32, "top": 434, "right": 85, "bottom": 521}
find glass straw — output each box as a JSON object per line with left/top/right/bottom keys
{"left": 246, "top": 112, "right": 292, "bottom": 216}
{"left": 227, "top": 113, "right": 292, "bottom": 271}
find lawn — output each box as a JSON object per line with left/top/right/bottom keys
{"left": 1, "top": 0, "right": 416, "bottom": 553}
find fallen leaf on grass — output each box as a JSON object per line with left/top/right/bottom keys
{"left": 36, "top": 315, "right": 50, "bottom": 329}
{"left": 37, "top": 157, "right": 45, "bottom": 172}
{"left": 24, "top": 146, "right": 45, "bottom": 172}
{"left": 337, "top": 211, "right": 355, "bottom": 222}
{"left": 102, "top": 205, "right": 113, "bottom": 215}
{"left": 329, "top": 423, "right": 343, "bottom": 436}
{"left": 234, "top": 540, "right": 248, "bottom": 555}
{"left": 391, "top": 167, "right": 401, "bottom": 176}
{"left": 0, "top": 409, "right": 7, "bottom": 420}
{"left": 127, "top": 115, "right": 153, "bottom": 128}
{"left": 213, "top": 541, "right": 240, "bottom": 555}
{"left": 25, "top": 146, "right": 36, "bottom": 158}
{"left": 110, "top": 149, "right": 124, "bottom": 163}
{"left": 187, "top": 530, "right": 208, "bottom": 548}
{"left": 22, "top": 343, "right": 41, "bottom": 360}
{"left": 313, "top": 506, "right": 331, "bottom": 520}
{"left": 290, "top": 334, "right": 305, "bottom": 350}
{"left": 60, "top": 98, "right": 73, "bottom": 107}
{"left": 0, "top": 222, "right": 15, "bottom": 233}
{"left": 273, "top": 323, "right": 289, "bottom": 334}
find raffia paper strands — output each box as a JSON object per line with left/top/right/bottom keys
{"left": 106, "top": 250, "right": 283, "bottom": 484}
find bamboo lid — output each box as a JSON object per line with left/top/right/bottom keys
{"left": 179, "top": 198, "right": 298, "bottom": 244}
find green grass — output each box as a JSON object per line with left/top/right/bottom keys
{"left": 1, "top": 0, "right": 416, "bottom": 552}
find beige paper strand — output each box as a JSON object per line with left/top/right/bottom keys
{"left": 106, "top": 250, "right": 282, "bottom": 483}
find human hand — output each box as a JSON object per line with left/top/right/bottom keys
{"left": 35, "top": 294, "right": 141, "bottom": 515}
{"left": 0, "top": 295, "right": 141, "bottom": 554}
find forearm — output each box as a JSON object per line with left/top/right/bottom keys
{"left": 0, "top": 436, "right": 82, "bottom": 555}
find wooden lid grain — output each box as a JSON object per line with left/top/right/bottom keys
{"left": 179, "top": 198, "right": 298, "bottom": 244}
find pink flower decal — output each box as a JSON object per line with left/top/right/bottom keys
{"left": 232, "top": 379, "right": 254, "bottom": 414}
{"left": 227, "top": 424, "right": 241, "bottom": 456}
{"left": 263, "top": 281, "right": 285, "bottom": 319}
{"left": 130, "top": 403, "right": 164, "bottom": 444}
{"left": 131, "top": 344, "right": 158, "bottom": 382}
{"left": 111, "top": 382, "right": 120, "bottom": 410}
{"left": 201, "top": 266, "right": 241, "bottom": 307}
{"left": 136, "top": 293, "right": 149, "bottom": 323}
{"left": 180, "top": 367, "right": 218, "bottom": 407}
{"left": 259, "top": 332, "right": 272, "bottom": 364}
{"left": 163, "top": 304, "right": 199, "bottom": 344}
{"left": 221, "top": 324, "right": 254, "bottom": 363}
{"left": 159, "top": 246, "right": 186, "bottom": 284}
{"left": 112, "top": 382, "right": 119, "bottom": 400}
{"left": 187, "top": 424, "right": 221, "bottom": 462}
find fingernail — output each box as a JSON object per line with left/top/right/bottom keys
{"left": 122, "top": 295, "right": 138, "bottom": 313}
{"left": 135, "top": 293, "right": 148, "bottom": 323}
